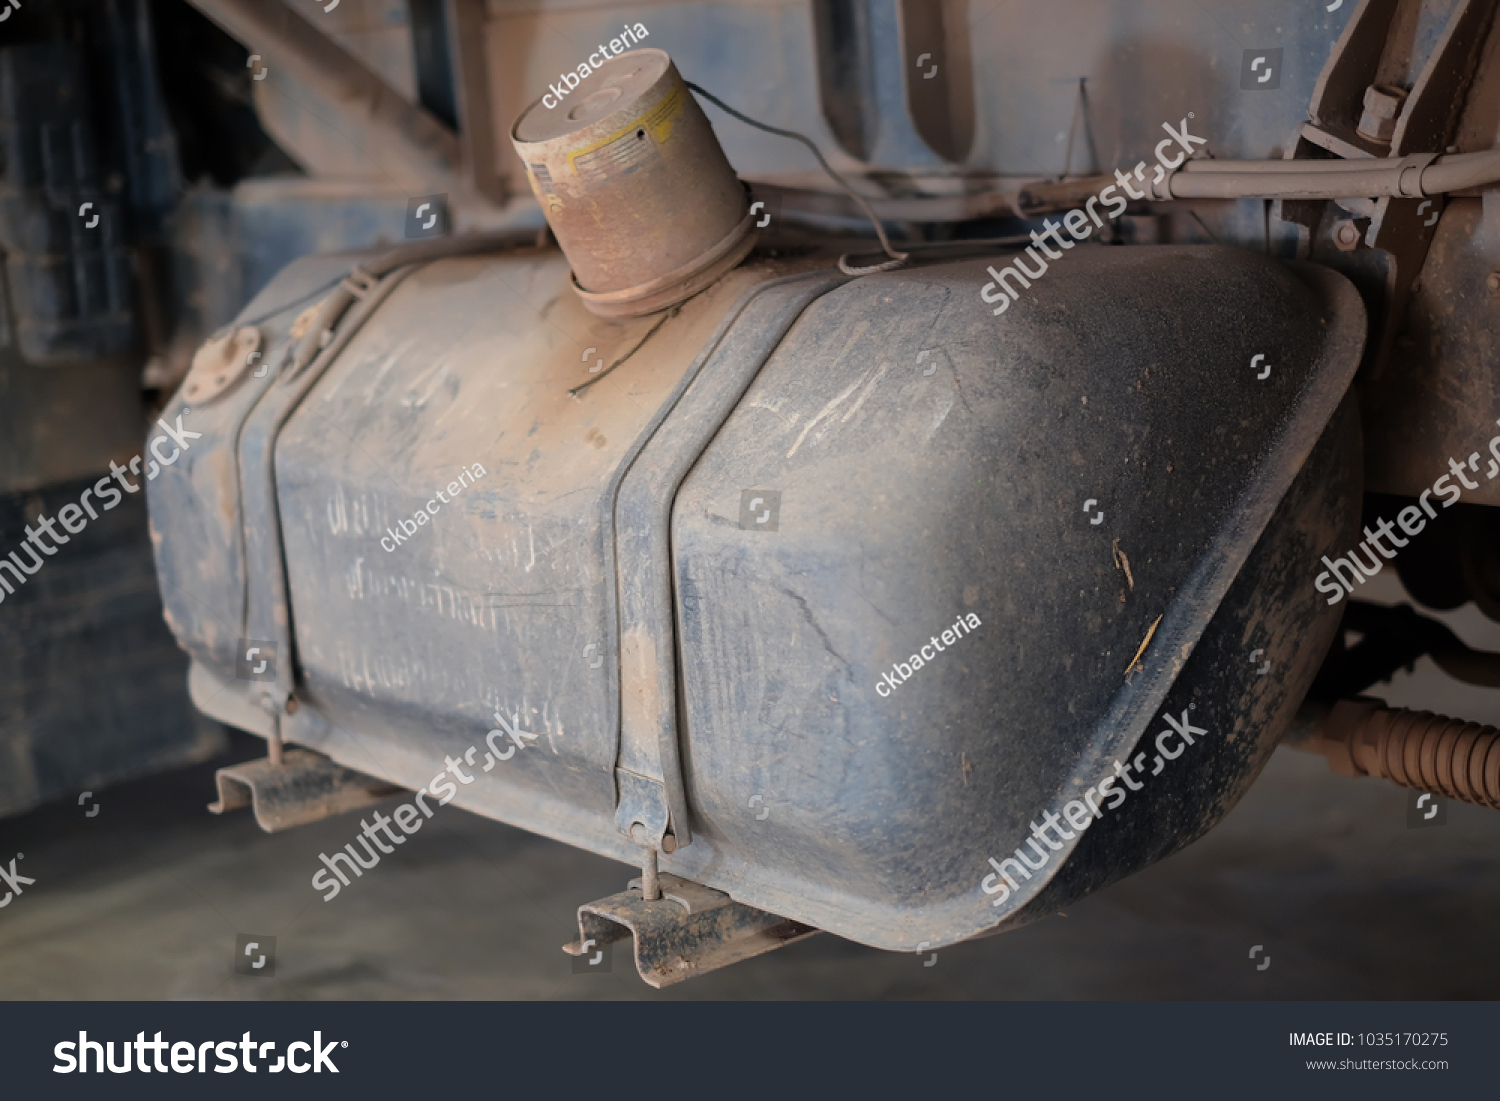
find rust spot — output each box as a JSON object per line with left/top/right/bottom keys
{"left": 1111, "top": 537, "right": 1134, "bottom": 590}
{"left": 290, "top": 303, "right": 321, "bottom": 341}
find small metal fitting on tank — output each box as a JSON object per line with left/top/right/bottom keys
{"left": 510, "top": 49, "right": 757, "bottom": 318}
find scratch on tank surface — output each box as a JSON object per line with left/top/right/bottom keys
{"left": 388, "top": 346, "right": 449, "bottom": 408}
{"left": 208, "top": 449, "right": 238, "bottom": 526}
{"left": 921, "top": 390, "right": 955, "bottom": 446}
{"left": 326, "top": 486, "right": 351, "bottom": 535}
{"left": 745, "top": 394, "right": 791, "bottom": 418}
{"left": 406, "top": 361, "right": 453, "bottom": 410}
{"left": 321, "top": 336, "right": 414, "bottom": 402}
{"left": 839, "top": 361, "right": 890, "bottom": 425}
{"left": 542, "top": 699, "right": 564, "bottom": 754}
{"left": 787, "top": 371, "right": 867, "bottom": 459}
{"left": 350, "top": 492, "right": 373, "bottom": 535}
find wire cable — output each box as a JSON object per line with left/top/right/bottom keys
{"left": 210, "top": 272, "right": 349, "bottom": 338}
{"left": 684, "top": 81, "right": 909, "bottom": 274}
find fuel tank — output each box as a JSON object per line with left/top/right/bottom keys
{"left": 148, "top": 240, "right": 1365, "bottom": 951}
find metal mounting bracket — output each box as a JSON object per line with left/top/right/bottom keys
{"left": 562, "top": 872, "right": 820, "bottom": 988}
{"left": 208, "top": 747, "right": 405, "bottom": 833}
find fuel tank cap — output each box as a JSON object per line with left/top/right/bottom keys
{"left": 511, "top": 48, "right": 756, "bottom": 318}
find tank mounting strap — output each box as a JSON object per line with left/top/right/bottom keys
{"left": 606, "top": 269, "right": 849, "bottom": 851}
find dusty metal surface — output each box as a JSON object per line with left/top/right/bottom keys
{"left": 1361, "top": 194, "right": 1500, "bottom": 504}
{"left": 207, "top": 747, "right": 405, "bottom": 833}
{"left": 1029, "top": 394, "right": 1364, "bottom": 926}
{"left": 667, "top": 252, "right": 1366, "bottom": 949}
{"left": 152, "top": 242, "right": 1371, "bottom": 956}
{"left": 151, "top": 243, "right": 833, "bottom": 872}
{"left": 562, "top": 872, "right": 819, "bottom": 988}
{"left": 1283, "top": 1, "right": 1500, "bottom": 507}
{"left": 181, "top": 326, "right": 262, "bottom": 407}
{"left": 609, "top": 269, "right": 849, "bottom": 851}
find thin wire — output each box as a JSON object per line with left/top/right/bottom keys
{"left": 684, "top": 82, "right": 909, "bottom": 274}
{"left": 1063, "top": 78, "right": 1083, "bottom": 179}
{"left": 901, "top": 235, "right": 1032, "bottom": 250}
{"left": 211, "top": 271, "right": 349, "bottom": 337}
{"left": 568, "top": 306, "right": 679, "bottom": 398}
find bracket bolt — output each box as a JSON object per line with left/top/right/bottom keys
{"left": 1333, "top": 221, "right": 1363, "bottom": 251}
{"left": 1357, "top": 84, "right": 1407, "bottom": 144}
{"left": 640, "top": 847, "right": 661, "bottom": 900}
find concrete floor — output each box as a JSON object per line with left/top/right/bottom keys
{"left": 3, "top": 570, "right": 1498, "bottom": 1000}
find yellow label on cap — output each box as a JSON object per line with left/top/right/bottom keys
{"left": 566, "top": 85, "right": 683, "bottom": 179}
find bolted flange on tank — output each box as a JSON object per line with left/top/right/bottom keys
{"left": 510, "top": 49, "right": 757, "bottom": 318}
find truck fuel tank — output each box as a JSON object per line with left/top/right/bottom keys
{"left": 148, "top": 240, "right": 1365, "bottom": 956}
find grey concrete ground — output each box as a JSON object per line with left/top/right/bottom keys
{"left": 2, "top": 570, "right": 1497, "bottom": 1000}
